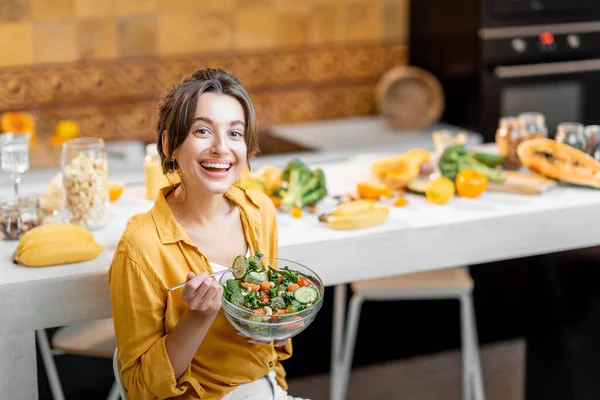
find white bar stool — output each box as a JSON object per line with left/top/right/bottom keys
{"left": 112, "top": 348, "right": 129, "bottom": 400}
{"left": 36, "top": 318, "right": 120, "bottom": 400}
{"left": 330, "top": 267, "right": 485, "bottom": 400}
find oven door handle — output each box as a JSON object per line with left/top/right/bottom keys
{"left": 495, "top": 59, "right": 600, "bottom": 79}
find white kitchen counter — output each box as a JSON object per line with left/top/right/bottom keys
{"left": 268, "top": 116, "right": 480, "bottom": 151}
{"left": 4, "top": 122, "right": 596, "bottom": 399}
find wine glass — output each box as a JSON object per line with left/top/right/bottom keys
{"left": 0, "top": 133, "right": 30, "bottom": 196}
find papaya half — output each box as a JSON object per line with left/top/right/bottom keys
{"left": 517, "top": 138, "right": 600, "bottom": 189}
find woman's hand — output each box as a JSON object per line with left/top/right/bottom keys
{"left": 181, "top": 272, "right": 223, "bottom": 319}
{"left": 236, "top": 332, "right": 289, "bottom": 347}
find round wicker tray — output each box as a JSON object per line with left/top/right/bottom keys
{"left": 375, "top": 65, "right": 445, "bottom": 131}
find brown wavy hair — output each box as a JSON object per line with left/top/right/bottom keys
{"left": 155, "top": 68, "right": 259, "bottom": 174}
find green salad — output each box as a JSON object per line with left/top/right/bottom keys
{"left": 222, "top": 251, "right": 320, "bottom": 317}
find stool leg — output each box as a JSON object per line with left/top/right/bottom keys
{"left": 461, "top": 292, "right": 486, "bottom": 400}
{"left": 460, "top": 295, "right": 473, "bottom": 400}
{"left": 107, "top": 380, "right": 120, "bottom": 400}
{"left": 36, "top": 329, "right": 66, "bottom": 400}
{"left": 467, "top": 292, "right": 486, "bottom": 400}
{"left": 338, "top": 294, "right": 364, "bottom": 400}
{"left": 331, "top": 284, "right": 347, "bottom": 400}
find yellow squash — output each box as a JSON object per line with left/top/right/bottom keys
{"left": 371, "top": 148, "right": 431, "bottom": 189}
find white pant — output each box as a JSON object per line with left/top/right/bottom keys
{"left": 221, "top": 371, "right": 308, "bottom": 400}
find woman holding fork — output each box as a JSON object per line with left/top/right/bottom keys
{"left": 109, "top": 68, "right": 306, "bottom": 400}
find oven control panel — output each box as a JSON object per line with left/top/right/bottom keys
{"left": 481, "top": 30, "right": 600, "bottom": 65}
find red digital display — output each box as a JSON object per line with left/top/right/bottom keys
{"left": 540, "top": 32, "right": 555, "bottom": 45}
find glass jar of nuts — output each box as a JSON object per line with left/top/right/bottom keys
{"left": 0, "top": 195, "right": 42, "bottom": 240}
{"left": 495, "top": 116, "right": 524, "bottom": 170}
{"left": 60, "top": 138, "right": 109, "bottom": 230}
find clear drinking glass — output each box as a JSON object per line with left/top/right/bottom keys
{"left": 584, "top": 125, "right": 600, "bottom": 155}
{"left": 555, "top": 122, "right": 588, "bottom": 152}
{"left": 0, "top": 133, "right": 30, "bottom": 196}
{"left": 517, "top": 112, "right": 548, "bottom": 139}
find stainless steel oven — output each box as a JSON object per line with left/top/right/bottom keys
{"left": 479, "top": 25, "right": 600, "bottom": 140}
{"left": 410, "top": 0, "right": 600, "bottom": 142}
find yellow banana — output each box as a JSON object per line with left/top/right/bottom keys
{"left": 13, "top": 222, "right": 102, "bottom": 267}
{"left": 327, "top": 199, "right": 375, "bottom": 216}
{"left": 321, "top": 206, "right": 389, "bottom": 230}
{"left": 15, "top": 223, "right": 93, "bottom": 256}
{"left": 16, "top": 234, "right": 98, "bottom": 257}
{"left": 13, "top": 242, "right": 104, "bottom": 268}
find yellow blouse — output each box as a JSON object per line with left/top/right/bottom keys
{"left": 108, "top": 185, "right": 293, "bottom": 399}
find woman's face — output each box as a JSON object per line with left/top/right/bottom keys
{"left": 171, "top": 92, "right": 248, "bottom": 195}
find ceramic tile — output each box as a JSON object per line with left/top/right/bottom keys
{"left": 32, "top": 0, "right": 73, "bottom": 20}
{"left": 157, "top": 13, "right": 197, "bottom": 55}
{"left": 236, "top": 0, "right": 273, "bottom": 9}
{"left": 195, "top": 12, "right": 233, "bottom": 52}
{"left": 78, "top": 18, "right": 117, "bottom": 60}
{"left": 118, "top": 15, "right": 157, "bottom": 57}
{"left": 382, "top": 0, "right": 409, "bottom": 39}
{"left": 269, "top": 51, "right": 307, "bottom": 84}
{"left": 273, "top": 0, "right": 309, "bottom": 12}
{"left": 74, "top": 0, "right": 115, "bottom": 17}
{"left": 274, "top": 89, "right": 315, "bottom": 123}
{"left": 116, "top": 0, "right": 158, "bottom": 15}
{"left": 344, "top": 0, "right": 381, "bottom": 41}
{"left": 0, "top": 0, "right": 31, "bottom": 22}
{"left": 158, "top": 0, "right": 234, "bottom": 13}
{"left": 34, "top": 20, "right": 77, "bottom": 63}
{"left": 309, "top": 3, "right": 345, "bottom": 43}
{"left": 0, "top": 22, "right": 33, "bottom": 66}
{"left": 235, "top": 9, "right": 275, "bottom": 50}
{"left": 158, "top": 12, "right": 232, "bottom": 55}
{"left": 274, "top": 10, "right": 308, "bottom": 46}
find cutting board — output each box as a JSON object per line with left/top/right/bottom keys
{"left": 487, "top": 171, "right": 557, "bottom": 195}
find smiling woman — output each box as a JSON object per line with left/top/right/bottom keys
{"left": 108, "top": 69, "right": 307, "bottom": 400}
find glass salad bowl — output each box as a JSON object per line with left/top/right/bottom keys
{"left": 219, "top": 257, "right": 324, "bottom": 342}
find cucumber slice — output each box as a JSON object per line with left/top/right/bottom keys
{"left": 293, "top": 286, "right": 318, "bottom": 304}
{"left": 232, "top": 255, "right": 249, "bottom": 279}
{"left": 247, "top": 314, "right": 273, "bottom": 336}
{"left": 244, "top": 271, "right": 268, "bottom": 284}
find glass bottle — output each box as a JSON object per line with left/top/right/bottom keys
{"left": 517, "top": 112, "right": 548, "bottom": 140}
{"left": 144, "top": 143, "right": 171, "bottom": 201}
{"left": 60, "top": 138, "right": 109, "bottom": 230}
{"left": 496, "top": 116, "right": 523, "bottom": 170}
{"left": 555, "top": 122, "right": 588, "bottom": 152}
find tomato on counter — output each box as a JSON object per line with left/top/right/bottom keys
{"left": 455, "top": 169, "right": 488, "bottom": 198}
